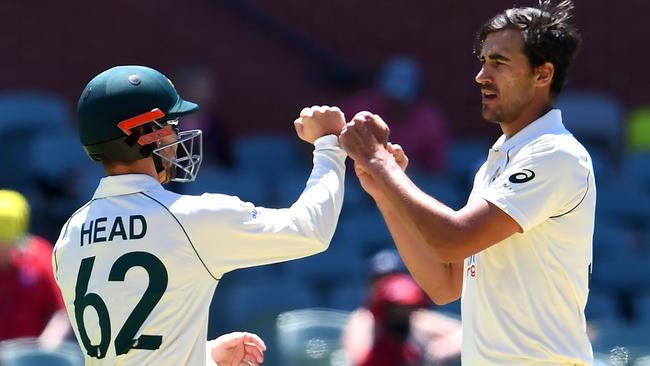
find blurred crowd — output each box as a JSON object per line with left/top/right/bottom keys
{"left": 1, "top": 55, "right": 649, "bottom": 365}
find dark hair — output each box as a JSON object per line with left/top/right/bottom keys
{"left": 475, "top": 0, "right": 581, "bottom": 97}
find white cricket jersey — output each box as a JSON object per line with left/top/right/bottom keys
{"left": 52, "top": 135, "right": 345, "bottom": 366}
{"left": 462, "top": 110, "right": 595, "bottom": 365}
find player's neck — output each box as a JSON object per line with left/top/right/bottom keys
{"left": 501, "top": 95, "right": 553, "bottom": 139}
{"left": 103, "top": 158, "right": 159, "bottom": 181}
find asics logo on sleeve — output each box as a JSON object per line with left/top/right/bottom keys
{"left": 508, "top": 169, "right": 535, "bottom": 183}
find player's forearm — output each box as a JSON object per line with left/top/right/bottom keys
{"left": 289, "top": 135, "right": 346, "bottom": 248}
{"left": 367, "top": 153, "right": 468, "bottom": 262}
{"left": 376, "top": 200, "right": 462, "bottom": 304}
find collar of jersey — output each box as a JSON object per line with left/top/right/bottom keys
{"left": 93, "top": 174, "right": 164, "bottom": 199}
{"left": 491, "top": 109, "right": 565, "bottom": 152}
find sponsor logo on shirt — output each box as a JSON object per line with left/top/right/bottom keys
{"left": 467, "top": 255, "right": 477, "bottom": 278}
{"left": 508, "top": 169, "right": 535, "bottom": 183}
{"left": 240, "top": 202, "right": 259, "bottom": 219}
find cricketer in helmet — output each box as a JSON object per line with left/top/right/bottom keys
{"left": 77, "top": 65, "right": 202, "bottom": 184}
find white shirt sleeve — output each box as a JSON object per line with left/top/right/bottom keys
{"left": 478, "top": 141, "right": 591, "bottom": 232}
{"left": 178, "top": 135, "right": 346, "bottom": 275}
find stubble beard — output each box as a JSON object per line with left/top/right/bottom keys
{"left": 481, "top": 105, "right": 504, "bottom": 124}
{"left": 482, "top": 94, "right": 530, "bottom": 126}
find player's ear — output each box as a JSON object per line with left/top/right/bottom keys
{"left": 534, "top": 62, "right": 554, "bottom": 88}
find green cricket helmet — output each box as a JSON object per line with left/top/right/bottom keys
{"left": 77, "top": 65, "right": 203, "bottom": 183}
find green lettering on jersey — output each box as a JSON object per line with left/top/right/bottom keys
{"left": 80, "top": 220, "right": 93, "bottom": 246}
{"left": 108, "top": 217, "right": 127, "bottom": 241}
{"left": 74, "top": 257, "right": 111, "bottom": 358}
{"left": 129, "top": 215, "right": 147, "bottom": 239}
{"left": 93, "top": 217, "right": 108, "bottom": 243}
{"left": 109, "top": 252, "right": 167, "bottom": 354}
{"left": 73, "top": 252, "right": 168, "bottom": 358}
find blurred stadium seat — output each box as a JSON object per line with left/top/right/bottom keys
{"left": 596, "top": 178, "right": 650, "bottom": 229}
{"left": 273, "top": 170, "right": 310, "bottom": 207}
{"left": 341, "top": 177, "right": 373, "bottom": 213}
{"left": 217, "top": 279, "right": 320, "bottom": 330}
{"left": 233, "top": 134, "right": 308, "bottom": 179}
{"left": 280, "top": 244, "right": 366, "bottom": 287}
{"left": 212, "top": 280, "right": 322, "bottom": 365}
{"left": 71, "top": 163, "right": 106, "bottom": 199}
{"left": 592, "top": 221, "right": 632, "bottom": 265}
{"left": 555, "top": 91, "right": 624, "bottom": 172}
{"left": 336, "top": 209, "right": 393, "bottom": 257}
{"left": 585, "top": 290, "right": 620, "bottom": 323}
{"left": 593, "top": 250, "right": 649, "bottom": 294}
{"left": 327, "top": 280, "right": 368, "bottom": 312}
{"left": 637, "top": 292, "right": 650, "bottom": 326}
{"left": 0, "top": 92, "right": 73, "bottom": 188}
{"left": 276, "top": 308, "right": 351, "bottom": 366}
{"left": 0, "top": 91, "right": 71, "bottom": 135}
{"left": 29, "top": 131, "right": 89, "bottom": 181}
{"left": 181, "top": 166, "right": 269, "bottom": 205}
{"left": 446, "top": 138, "right": 489, "bottom": 190}
{"left": 0, "top": 339, "right": 83, "bottom": 366}
{"left": 409, "top": 172, "right": 466, "bottom": 210}
{"left": 274, "top": 170, "right": 371, "bottom": 213}
{"left": 622, "top": 152, "right": 650, "bottom": 191}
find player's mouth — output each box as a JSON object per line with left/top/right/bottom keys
{"left": 481, "top": 89, "right": 498, "bottom": 103}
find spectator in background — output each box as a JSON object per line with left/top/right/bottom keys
{"left": 342, "top": 250, "right": 461, "bottom": 366}
{"left": 0, "top": 190, "right": 70, "bottom": 348}
{"left": 340, "top": 57, "right": 449, "bottom": 174}
{"left": 172, "top": 64, "right": 235, "bottom": 168}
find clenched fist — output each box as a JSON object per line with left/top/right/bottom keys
{"left": 293, "top": 105, "right": 346, "bottom": 145}
{"left": 339, "top": 111, "right": 390, "bottom": 165}
{"left": 354, "top": 142, "right": 408, "bottom": 200}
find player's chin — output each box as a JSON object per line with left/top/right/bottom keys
{"left": 480, "top": 108, "right": 500, "bottom": 124}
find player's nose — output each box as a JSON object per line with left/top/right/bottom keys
{"left": 475, "top": 66, "right": 490, "bottom": 86}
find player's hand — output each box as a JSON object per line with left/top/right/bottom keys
{"left": 293, "top": 105, "right": 346, "bottom": 145}
{"left": 209, "top": 332, "right": 266, "bottom": 366}
{"left": 387, "top": 143, "right": 408, "bottom": 172}
{"left": 339, "top": 111, "right": 391, "bottom": 167}
{"left": 355, "top": 142, "right": 408, "bottom": 200}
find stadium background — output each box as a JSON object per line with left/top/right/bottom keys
{"left": 1, "top": 0, "right": 649, "bottom": 364}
